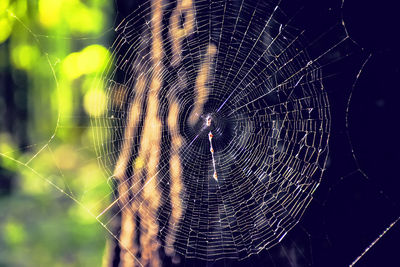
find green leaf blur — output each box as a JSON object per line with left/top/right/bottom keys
{"left": 0, "top": 0, "right": 114, "bottom": 266}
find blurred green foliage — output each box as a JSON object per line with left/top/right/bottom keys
{"left": 0, "top": 0, "right": 115, "bottom": 266}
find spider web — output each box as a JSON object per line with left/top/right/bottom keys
{"left": 92, "top": 0, "right": 354, "bottom": 263}
{"left": 2, "top": 0, "right": 399, "bottom": 266}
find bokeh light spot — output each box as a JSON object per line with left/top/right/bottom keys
{"left": 62, "top": 45, "right": 109, "bottom": 80}
{"left": 3, "top": 221, "right": 26, "bottom": 246}
{"left": 83, "top": 88, "right": 106, "bottom": 117}
{"left": 11, "top": 44, "right": 39, "bottom": 70}
{"left": 38, "top": 0, "right": 62, "bottom": 28}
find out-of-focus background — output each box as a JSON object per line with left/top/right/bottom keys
{"left": 1, "top": 0, "right": 400, "bottom": 266}
{"left": 0, "top": 0, "right": 114, "bottom": 266}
